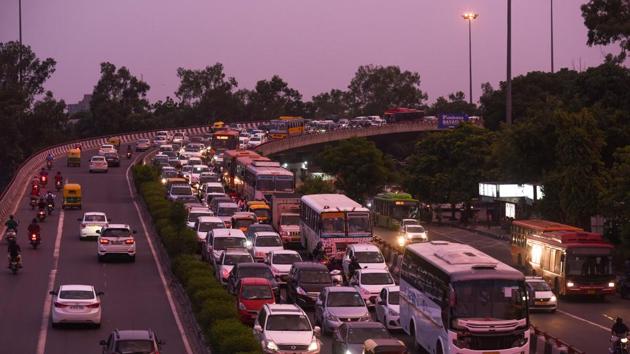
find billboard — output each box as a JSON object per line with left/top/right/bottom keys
{"left": 438, "top": 114, "right": 469, "bottom": 129}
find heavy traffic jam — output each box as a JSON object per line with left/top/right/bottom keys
{"left": 6, "top": 115, "right": 628, "bottom": 354}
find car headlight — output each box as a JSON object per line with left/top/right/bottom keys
{"left": 608, "top": 282, "right": 615, "bottom": 288}
{"left": 621, "top": 337, "right": 628, "bottom": 344}
{"left": 345, "top": 350, "right": 353, "bottom": 354}
{"left": 245, "top": 240, "right": 253, "bottom": 248}
{"left": 550, "top": 295, "right": 557, "bottom": 302}
{"left": 161, "top": 178, "right": 166, "bottom": 184}
{"left": 238, "top": 302, "right": 247, "bottom": 310}
{"left": 308, "top": 338, "right": 319, "bottom": 351}
{"left": 566, "top": 281, "right": 574, "bottom": 288}
{"left": 265, "top": 340, "right": 279, "bottom": 351}
{"left": 396, "top": 236, "right": 406, "bottom": 247}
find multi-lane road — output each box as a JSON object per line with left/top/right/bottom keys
{"left": 0, "top": 150, "right": 196, "bottom": 354}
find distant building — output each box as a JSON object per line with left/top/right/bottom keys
{"left": 66, "top": 94, "right": 92, "bottom": 115}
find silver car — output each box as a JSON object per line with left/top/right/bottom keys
{"left": 314, "top": 287, "right": 370, "bottom": 335}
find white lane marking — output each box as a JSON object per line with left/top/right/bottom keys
{"left": 557, "top": 309, "right": 610, "bottom": 332}
{"left": 124, "top": 157, "right": 194, "bottom": 354}
{"left": 36, "top": 210, "right": 64, "bottom": 354}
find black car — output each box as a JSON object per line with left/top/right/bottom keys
{"left": 100, "top": 329, "right": 164, "bottom": 354}
{"left": 104, "top": 152, "right": 120, "bottom": 167}
{"left": 286, "top": 262, "right": 333, "bottom": 308}
{"left": 227, "top": 262, "right": 280, "bottom": 299}
{"left": 245, "top": 223, "right": 275, "bottom": 243}
{"left": 332, "top": 322, "right": 394, "bottom": 354}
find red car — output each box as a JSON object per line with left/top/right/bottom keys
{"left": 236, "top": 277, "right": 275, "bottom": 324}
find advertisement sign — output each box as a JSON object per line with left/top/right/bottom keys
{"left": 438, "top": 114, "right": 469, "bottom": 129}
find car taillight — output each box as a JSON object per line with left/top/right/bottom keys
{"left": 54, "top": 302, "right": 68, "bottom": 308}
{"left": 99, "top": 239, "right": 110, "bottom": 244}
{"left": 81, "top": 223, "right": 86, "bottom": 228}
{"left": 125, "top": 239, "right": 135, "bottom": 244}
{"left": 86, "top": 303, "right": 100, "bottom": 308}
{"left": 31, "top": 234, "right": 37, "bottom": 240}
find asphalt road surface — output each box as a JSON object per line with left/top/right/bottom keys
{"left": 0, "top": 150, "right": 191, "bottom": 354}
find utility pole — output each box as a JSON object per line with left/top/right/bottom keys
{"left": 18, "top": 0, "right": 23, "bottom": 83}
{"left": 506, "top": 0, "right": 512, "bottom": 125}
{"left": 551, "top": 0, "right": 554, "bottom": 72}
{"left": 463, "top": 13, "right": 479, "bottom": 105}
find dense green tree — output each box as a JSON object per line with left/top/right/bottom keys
{"left": 245, "top": 75, "right": 304, "bottom": 120}
{"left": 427, "top": 91, "right": 478, "bottom": 116}
{"left": 297, "top": 175, "right": 336, "bottom": 195}
{"left": 316, "top": 138, "right": 391, "bottom": 203}
{"left": 90, "top": 62, "right": 151, "bottom": 134}
{"left": 599, "top": 146, "right": 630, "bottom": 245}
{"left": 346, "top": 65, "right": 427, "bottom": 116}
{"left": 581, "top": 0, "right": 630, "bottom": 61}
{"left": 309, "top": 89, "right": 349, "bottom": 119}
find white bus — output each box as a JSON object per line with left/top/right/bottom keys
{"left": 242, "top": 160, "right": 294, "bottom": 201}
{"left": 300, "top": 194, "right": 372, "bottom": 257}
{"left": 400, "top": 241, "right": 530, "bottom": 354}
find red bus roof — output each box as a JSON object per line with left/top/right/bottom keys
{"left": 224, "top": 150, "right": 261, "bottom": 159}
{"left": 213, "top": 129, "right": 239, "bottom": 136}
{"left": 512, "top": 219, "right": 583, "bottom": 233}
{"left": 384, "top": 107, "right": 423, "bottom": 114}
{"left": 529, "top": 231, "right": 612, "bottom": 249}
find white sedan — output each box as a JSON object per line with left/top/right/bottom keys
{"left": 89, "top": 156, "right": 108, "bottom": 173}
{"left": 98, "top": 144, "right": 116, "bottom": 155}
{"left": 375, "top": 286, "right": 401, "bottom": 330}
{"left": 50, "top": 284, "right": 103, "bottom": 328}
{"left": 78, "top": 212, "right": 109, "bottom": 239}
{"left": 350, "top": 269, "right": 396, "bottom": 307}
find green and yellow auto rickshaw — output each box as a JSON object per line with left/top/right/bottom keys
{"left": 62, "top": 183, "right": 82, "bottom": 209}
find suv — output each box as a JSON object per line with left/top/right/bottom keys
{"left": 525, "top": 276, "right": 558, "bottom": 312}
{"left": 253, "top": 304, "right": 321, "bottom": 354}
{"left": 97, "top": 224, "right": 137, "bottom": 262}
{"left": 286, "top": 262, "right": 333, "bottom": 308}
{"left": 167, "top": 183, "right": 194, "bottom": 202}
{"left": 100, "top": 329, "right": 164, "bottom": 354}
{"left": 215, "top": 248, "right": 254, "bottom": 284}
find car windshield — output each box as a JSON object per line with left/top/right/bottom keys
{"left": 188, "top": 212, "right": 211, "bottom": 222}
{"left": 207, "top": 186, "right": 224, "bottom": 193}
{"left": 249, "top": 225, "right": 274, "bottom": 234}
{"left": 199, "top": 222, "right": 224, "bottom": 232}
{"left": 346, "top": 326, "right": 391, "bottom": 344}
{"left": 185, "top": 146, "right": 200, "bottom": 152}
{"left": 224, "top": 254, "right": 252, "bottom": 265}
{"left": 105, "top": 153, "right": 118, "bottom": 158}
{"left": 59, "top": 290, "right": 94, "bottom": 300}
{"left": 566, "top": 248, "right": 613, "bottom": 277}
{"left": 241, "top": 285, "right": 273, "bottom": 300}
{"left": 273, "top": 253, "right": 302, "bottom": 265}
{"left": 234, "top": 219, "right": 255, "bottom": 229}
{"left": 92, "top": 157, "right": 106, "bottom": 162}
{"left": 280, "top": 214, "right": 300, "bottom": 226}
{"left": 266, "top": 314, "right": 311, "bottom": 331}
{"left": 238, "top": 267, "right": 274, "bottom": 281}
{"left": 451, "top": 279, "right": 528, "bottom": 324}
{"left": 116, "top": 340, "right": 155, "bottom": 353}
{"left": 172, "top": 187, "right": 192, "bottom": 196}
{"left": 406, "top": 225, "right": 425, "bottom": 233}
{"left": 193, "top": 166, "right": 209, "bottom": 173}
{"left": 101, "top": 228, "right": 130, "bottom": 237}
{"left": 214, "top": 237, "right": 246, "bottom": 250}
{"left": 327, "top": 292, "right": 365, "bottom": 307}
{"left": 162, "top": 171, "right": 178, "bottom": 178}
{"left": 253, "top": 209, "right": 270, "bottom": 219}
{"left": 181, "top": 166, "right": 193, "bottom": 173}
{"left": 347, "top": 213, "right": 370, "bottom": 234}
{"left": 301, "top": 270, "right": 332, "bottom": 284}
{"left": 217, "top": 206, "right": 237, "bottom": 217}
{"left": 528, "top": 281, "right": 550, "bottom": 291}
{"left": 255, "top": 236, "right": 282, "bottom": 247}
{"left": 355, "top": 251, "right": 384, "bottom": 264}
{"left": 85, "top": 215, "right": 106, "bottom": 222}
{"left": 361, "top": 273, "right": 394, "bottom": 285}
{"left": 388, "top": 291, "right": 400, "bottom": 305}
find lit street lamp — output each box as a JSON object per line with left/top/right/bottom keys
{"left": 462, "top": 12, "right": 478, "bottom": 105}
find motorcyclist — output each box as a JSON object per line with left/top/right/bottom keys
{"left": 348, "top": 255, "right": 361, "bottom": 279}
{"left": 45, "top": 191, "right": 55, "bottom": 208}
{"left": 612, "top": 317, "right": 629, "bottom": 336}
{"left": 39, "top": 168, "right": 49, "bottom": 184}
{"left": 7, "top": 235, "right": 21, "bottom": 268}
{"left": 46, "top": 153, "right": 53, "bottom": 163}
{"left": 127, "top": 145, "right": 132, "bottom": 156}
{"left": 38, "top": 196, "right": 47, "bottom": 211}
{"left": 27, "top": 218, "right": 40, "bottom": 238}
{"left": 54, "top": 171, "right": 63, "bottom": 184}
{"left": 312, "top": 241, "right": 324, "bottom": 261}
{"left": 4, "top": 215, "right": 18, "bottom": 233}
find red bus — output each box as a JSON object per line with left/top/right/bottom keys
{"left": 511, "top": 219, "right": 582, "bottom": 267}
{"left": 383, "top": 107, "right": 424, "bottom": 123}
{"left": 524, "top": 231, "right": 615, "bottom": 297}
{"left": 211, "top": 129, "right": 239, "bottom": 153}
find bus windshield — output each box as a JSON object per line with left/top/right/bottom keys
{"left": 451, "top": 279, "right": 528, "bottom": 324}
{"left": 281, "top": 214, "right": 300, "bottom": 226}
{"left": 347, "top": 213, "right": 370, "bottom": 234}
{"left": 322, "top": 213, "right": 345, "bottom": 236}
{"left": 566, "top": 248, "right": 613, "bottom": 277}
{"left": 274, "top": 177, "right": 294, "bottom": 192}
{"left": 256, "top": 177, "right": 274, "bottom": 191}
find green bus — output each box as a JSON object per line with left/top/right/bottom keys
{"left": 372, "top": 192, "right": 419, "bottom": 229}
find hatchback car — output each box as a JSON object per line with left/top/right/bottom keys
{"left": 98, "top": 144, "right": 116, "bottom": 155}
{"left": 374, "top": 286, "right": 400, "bottom": 330}
{"left": 237, "top": 277, "right": 276, "bottom": 324}
{"left": 50, "top": 284, "right": 103, "bottom": 328}
{"left": 331, "top": 322, "right": 395, "bottom": 354}
{"left": 97, "top": 224, "right": 137, "bottom": 262}
{"left": 400, "top": 224, "right": 428, "bottom": 244}
{"left": 286, "top": 262, "right": 333, "bottom": 308}
{"left": 245, "top": 223, "right": 275, "bottom": 244}
{"left": 228, "top": 262, "right": 279, "bottom": 299}
{"left": 135, "top": 139, "right": 151, "bottom": 151}
{"left": 100, "top": 329, "right": 164, "bottom": 354}
{"left": 215, "top": 248, "right": 254, "bottom": 284}
{"left": 525, "top": 276, "right": 558, "bottom": 312}
{"left": 349, "top": 269, "right": 395, "bottom": 307}
{"left": 253, "top": 304, "right": 321, "bottom": 354}
{"left": 103, "top": 152, "right": 120, "bottom": 167}
{"left": 314, "top": 287, "right": 370, "bottom": 334}
{"left": 203, "top": 228, "right": 247, "bottom": 264}
{"left": 265, "top": 250, "right": 302, "bottom": 284}
{"left": 159, "top": 166, "right": 178, "bottom": 184}
{"left": 167, "top": 183, "right": 194, "bottom": 202}
{"left": 89, "top": 156, "right": 109, "bottom": 173}
{"left": 78, "top": 212, "right": 110, "bottom": 240}
{"left": 251, "top": 232, "right": 284, "bottom": 262}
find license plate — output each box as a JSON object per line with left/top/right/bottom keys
{"left": 70, "top": 305, "right": 84, "bottom": 310}
{"left": 112, "top": 241, "right": 123, "bottom": 245}
{"left": 587, "top": 290, "right": 596, "bottom": 295}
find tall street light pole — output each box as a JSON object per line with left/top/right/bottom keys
{"left": 506, "top": 0, "right": 512, "bottom": 125}
{"left": 550, "top": 0, "right": 554, "bottom": 72}
{"left": 463, "top": 13, "right": 478, "bottom": 105}
{"left": 18, "top": 0, "right": 22, "bottom": 84}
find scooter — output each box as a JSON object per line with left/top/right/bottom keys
{"left": 55, "top": 180, "right": 63, "bottom": 191}
{"left": 126, "top": 151, "right": 132, "bottom": 159}
{"left": 46, "top": 160, "right": 52, "bottom": 170}
{"left": 610, "top": 334, "right": 629, "bottom": 354}
{"left": 9, "top": 257, "right": 19, "bottom": 274}
{"left": 30, "top": 197, "right": 37, "bottom": 210}
{"left": 47, "top": 203, "right": 54, "bottom": 215}
{"left": 30, "top": 232, "right": 41, "bottom": 249}
{"left": 37, "top": 209, "right": 46, "bottom": 222}
{"left": 40, "top": 175, "right": 48, "bottom": 187}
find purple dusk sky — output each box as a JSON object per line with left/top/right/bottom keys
{"left": 0, "top": 0, "right": 617, "bottom": 106}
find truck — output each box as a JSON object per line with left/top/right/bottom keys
{"left": 270, "top": 193, "right": 301, "bottom": 246}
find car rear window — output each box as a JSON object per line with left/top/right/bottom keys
{"left": 241, "top": 285, "right": 273, "bottom": 300}
{"left": 116, "top": 340, "right": 155, "bottom": 352}
{"left": 60, "top": 290, "right": 94, "bottom": 300}
{"left": 85, "top": 215, "right": 106, "bottom": 222}
{"left": 101, "top": 228, "right": 131, "bottom": 237}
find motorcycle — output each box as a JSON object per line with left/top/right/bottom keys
{"left": 47, "top": 203, "right": 54, "bottom": 215}
{"left": 37, "top": 209, "right": 46, "bottom": 222}
{"left": 55, "top": 180, "right": 62, "bottom": 191}
{"left": 4, "top": 230, "right": 17, "bottom": 243}
{"left": 40, "top": 175, "right": 48, "bottom": 186}
{"left": 30, "top": 232, "right": 41, "bottom": 249}
{"left": 8, "top": 256, "right": 19, "bottom": 275}
{"left": 46, "top": 160, "right": 52, "bottom": 170}
{"left": 126, "top": 151, "right": 132, "bottom": 159}
{"left": 610, "top": 334, "right": 629, "bottom": 354}
{"left": 30, "top": 197, "right": 37, "bottom": 210}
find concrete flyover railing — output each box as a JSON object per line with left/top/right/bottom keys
{"left": 0, "top": 125, "right": 213, "bottom": 231}
{"left": 253, "top": 120, "right": 482, "bottom": 156}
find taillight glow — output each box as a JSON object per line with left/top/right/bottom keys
{"left": 99, "top": 239, "right": 109, "bottom": 244}
{"left": 125, "top": 239, "right": 135, "bottom": 244}
{"left": 81, "top": 224, "right": 86, "bottom": 228}
{"left": 54, "top": 302, "right": 68, "bottom": 308}
{"left": 31, "top": 234, "right": 37, "bottom": 240}
{"left": 86, "top": 303, "right": 100, "bottom": 308}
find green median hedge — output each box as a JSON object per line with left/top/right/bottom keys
{"left": 132, "top": 165, "right": 261, "bottom": 354}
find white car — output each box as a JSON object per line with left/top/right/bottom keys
{"left": 194, "top": 216, "right": 226, "bottom": 243}
{"left": 89, "top": 156, "right": 109, "bottom": 173}
{"left": 216, "top": 202, "right": 238, "bottom": 228}
{"left": 186, "top": 207, "right": 214, "bottom": 229}
{"left": 374, "top": 286, "right": 400, "bottom": 330}
{"left": 265, "top": 250, "right": 302, "bottom": 283}
{"left": 525, "top": 276, "right": 558, "bottom": 312}
{"left": 342, "top": 244, "right": 387, "bottom": 280}
{"left": 251, "top": 232, "right": 284, "bottom": 262}
{"left": 135, "top": 139, "right": 151, "bottom": 151}
{"left": 247, "top": 136, "right": 263, "bottom": 148}
{"left": 180, "top": 143, "right": 205, "bottom": 159}
{"left": 199, "top": 182, "right": 225, "bottom": 200}
{"left": 204, "top": 228, "right": 247, "bottom": 264}
{"left": 399, "top": 224, "right": 428, "bottom": 244}
{"left": 168, "top": 184, "right": 194, "bottom": 202}
{"left": 349, "top": 269, "right": 395, "bottom": 307}
{"left": 400, "top": 218, "right": 419, "bottom": 230}
{"left": 190, "top": 165, "right": 211, "bottom": 186}
{"left": 187, "top": 157, "right": 203, "bottom": 166}
{"left": 153, "top": 136, "right": 168, "bottom": 146}
{"left": 50, "top": 284, "right": 103, "bottom": 328}
{"left": 98, "top": 144, "right": 116, "bottom": 155}
{"left": 97, "top": 224, "right": 137, "bottom": 262}
{"left": 155, "top": 130, "right": 171, "bottom": 141}
{"left": 172, "top": 132, "right": 188, "bottom": 145}
{"left": 215, "top": 248, "right": 254, "bottom": 284}
{"left": 78, "top": 212, "right": 109, "bottom": 239}
{"left": 253, "top": 304, "right": 321, "bottom": 354}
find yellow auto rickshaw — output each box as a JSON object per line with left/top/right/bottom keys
{"left": 363, "top": 339, "right": 408, "bottom": 354}
{"left": 107, "top": 137, "right": 121, "bottom": 150}
{"left": 62, "top": 183, "right": 82, "bottom": 209}
{"left": 66, "top": 148, "right": 81, "bottom": 167}
{"left": 211, "top": 121, "right": 225, "bottom": 132}
{"left": 247, "top": 201, "right": 271, "bottom": 224}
